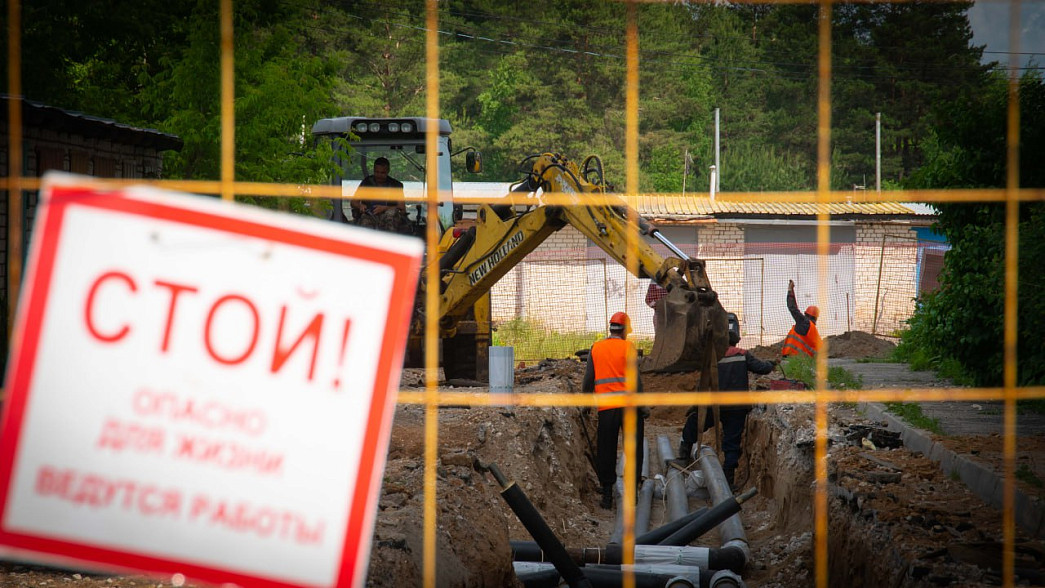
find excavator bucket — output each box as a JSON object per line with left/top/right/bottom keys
{"left": 644, "top": 287, "right": 730, "bottom": 373}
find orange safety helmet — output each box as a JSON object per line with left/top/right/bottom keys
{"left": 804, "top": 305, "right": 820, "bottom": 319}
{"left": 609, "top": 312, "right": 631, "bottom": 333}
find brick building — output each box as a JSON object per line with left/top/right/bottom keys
{"left": 1, "top": 97, "right": 182, "bottom": 375}
{"left": 452, "top": 183, "right": 943, "bottom": 348}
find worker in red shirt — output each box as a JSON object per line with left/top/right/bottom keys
{"left": 582, "top": 312, "right": 647, "bottom": 510}
{"left": 782, "top": 279, "right": 822, "bottom": 357}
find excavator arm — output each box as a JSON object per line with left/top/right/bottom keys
{"left": 434, "top": 152, "right": 730, "bottom": 373}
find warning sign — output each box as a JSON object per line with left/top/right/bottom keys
{"left": 0, "top": 175, "right": 423, "bottom": 588}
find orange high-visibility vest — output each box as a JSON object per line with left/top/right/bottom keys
{"left": 590, "top": 337, "right": 633, "bottom": 411}
{"left": 782, "top": 322, "right": 821, "bottom": 357}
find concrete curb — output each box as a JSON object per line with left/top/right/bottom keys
{"left": 859, "top": 402, "right": 1044, "bottom": 538}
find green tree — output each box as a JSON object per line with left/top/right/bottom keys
{"left": 831, "top": 2, "right": 989, "bottom": 188}
{"left": 13, "top": 0, "right": 194, "bottom": 123}
{"left": 901, "top": 70, "right": 1045, "bottom": 386}
{"left": 138, "top": 0, "right": 341, "bottom": 212}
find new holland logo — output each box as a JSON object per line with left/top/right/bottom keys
{"left": 468, "top": 231, "right": 525, "bottom": 285}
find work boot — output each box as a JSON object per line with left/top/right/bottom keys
{"left": 670, "top": 441, "right": 694, "bottom": 469}
{"left": 600, "top": 486, "right": 614, "bottom": 510}
{"left": 723, "top": 467, "right": 736, "bottom": 491}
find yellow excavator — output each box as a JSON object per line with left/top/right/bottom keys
{"left": 311, "top": 117, "right": 730, "bottom": 382}
{"left": 436, "top": 152, "right": 730, "bottom": 380}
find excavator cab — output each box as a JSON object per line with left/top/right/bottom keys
{"left": 311, "top": 116, "right": 462, "bottom": 237}
{"left": 312, "top": 116, "right": 490, "bottom": 381}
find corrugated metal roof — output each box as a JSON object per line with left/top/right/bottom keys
{"left": 633, "top": 195, "right": 929, "bottom": 218}
{"left": 453, "top": 183, "right": 936, "bottom": 218}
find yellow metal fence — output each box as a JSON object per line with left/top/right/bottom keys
{"left": 3, "top": 1, "right": 1043, "bottom": 587}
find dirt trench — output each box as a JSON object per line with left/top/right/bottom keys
{"left": 369, "top": 363, "right": 1042, "bottom": 587}
{"left": 2, "top": 334, "right": 1037, "bottom": 587}
{"left": 366, "top": 397, "right": 825, "bottom": 587}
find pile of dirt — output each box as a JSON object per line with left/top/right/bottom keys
{"left": 749, "top": 341, "right": 785, "bottom": 359}
{"left": 824, "top": 331, "right": 896, "bottom": 359}
{"left": 750, "top": 330, "right": 895, "bottom": 361}
{"left": 826, "top": 440, "right": 1044, "bottom": 586}
{"left": 514, "top": 358, "right": 586, "bottom": 391}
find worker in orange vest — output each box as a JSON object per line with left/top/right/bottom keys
{"left": 782, "top": 279, "right": 822, "bottom": 357}
{"left": 582, "top": 312, "right": 647, "bottom": 510}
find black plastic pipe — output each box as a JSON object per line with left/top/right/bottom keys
{"left": 707, "top": 546, "right": 746, "bottom": 575}
{"left": 513, "top": 540, "right": 746, "bottom": 574}
{"left": 514, "top": 561, "right": 705, "bottom": 588}
{"left": 659, "top": 488, "right": 757, "bottom": 547}
{"left": 635, "top": 506, "right": 709, "bottom": 545}
{"left": 489, "top": 464, "right": 592, "bottom": 588}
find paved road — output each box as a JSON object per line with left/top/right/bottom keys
{"left": 830, "top": 358, "right": 1045, "bottom": 437}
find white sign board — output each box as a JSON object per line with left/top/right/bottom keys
{"left": 0, "top": 175, "right": 423, "bottom": 587}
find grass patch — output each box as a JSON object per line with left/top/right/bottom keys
{"left": 884, "top": 402, "right": 945, "bottom": 435}
{"left": 1016, "top": 464, "right": 1045, "bottom": 501}
{"left": 780, "top": 354, "right": 865, "bottom": 390}
{"left": 891, "top": 344, "right": 932, "bottom": 371}
{"left": 890, "top": 333, "right": 976, "bottom": 385}
{"left": 1016, "top": 464, "right": 1044, "bottom": 489}
{"left": 1019, "top": 399, "right": 1045, "bottom": 415}
{"left": 950, "top": 469, "right": 961, "bottom": 482}
{"left": 935, "top": 357, "right": 975, "bottom": 386}
{"left": 856, "top": 356, "right": 902, "bottom": 364}
{"left": 492, "top": 318, "right": 653, "bottom": 362}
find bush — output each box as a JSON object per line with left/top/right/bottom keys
{"left": 780, "top": 353, "right": 864, "bottom": 390}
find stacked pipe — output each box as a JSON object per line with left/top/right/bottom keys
{"left": 498, "top": 433, "right": 757, "bottom": 588}
{"left": 611, "top": 438, "right": 651, "bottom": 544}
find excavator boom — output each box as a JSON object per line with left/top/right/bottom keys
{"left": 436, "top": 153, "right": 729, "bottom": 373}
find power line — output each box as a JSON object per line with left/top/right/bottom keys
{"left": 308, "top": 13, "right": 1041, "bottom": 86}
{"left": 982, "top": 50, "right": 1045, "bottom": 56}
{"left": 303, "top": 1, "right": 1039, "bottom": 86}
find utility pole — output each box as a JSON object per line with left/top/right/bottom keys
{"left": 682, "top": 149, "right": 690, "bottom": 197}
{"left": 714, "top": 108, "right": 721, "bottom": 192}
{"left": 709, "top": 165, "right": 717, "bottom": 203}
{"left": 876, "top": 112, "right": 881, "bottom": 194}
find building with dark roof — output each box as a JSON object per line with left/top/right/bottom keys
{"left": 1, "top": 97, "right": 183, "bottom": 376}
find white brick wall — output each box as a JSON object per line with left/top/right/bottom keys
{"left": 489, "top": 219, "right": 929, "bottom": 352}
{"left": 854, "top": 223, "right": 918, "bottom": 334}
{"left": 491, "top": 226, "right": 588, "bottom": 329}
{"left": 698, "top": 223, "right": 745, "bottom": 322}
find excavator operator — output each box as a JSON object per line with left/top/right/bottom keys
{"left": 352, "top": 157, "right": 409, "bottom": 234}
{"left": 583, "top": 312, "right": 648, "bottom": 510}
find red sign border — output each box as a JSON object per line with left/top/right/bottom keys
{"left": 0, "top": 184, "right": 421, "bottom": 588}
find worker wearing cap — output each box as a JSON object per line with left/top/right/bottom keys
{"left": 582, "top": 312, "right": 647, "bottom": 510}
{"left": 675, "top": 325, "right": 777, "bottom": 488}
{"left": 782, "top": 279, "right": 822, "bottom": 357}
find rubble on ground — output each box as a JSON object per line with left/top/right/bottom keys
{"left": 3, "top": 331, "right": 1042, "bottom": 588}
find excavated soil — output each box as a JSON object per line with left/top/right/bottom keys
{"left": 823, "top": 331, "right": 896, "bottom": 359}
{"left": 749, "top": 330, "right": 896, "bottom": 360}
{"left": 2, "top": 332, "right": 1043, "bottom": 587}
